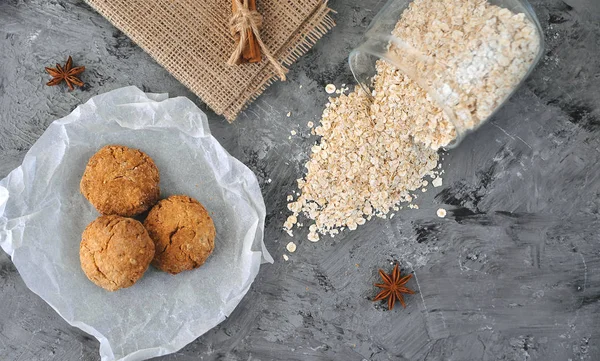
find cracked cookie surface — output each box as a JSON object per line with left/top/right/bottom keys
{"left": 80, "top": 215, "right": 155, "bottom": 291}
{"left": 80, "top": 145, "right": 160, "bottom": 216}
{"left": 144, "top": 195, "right": 216, "bottom": 275}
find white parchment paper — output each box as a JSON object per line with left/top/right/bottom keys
{"left": 0, "top": 86, "right": 274, "bottom": 361}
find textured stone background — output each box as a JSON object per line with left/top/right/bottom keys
{"left": 1, "top": 0, "right": 599, "bottom": 360}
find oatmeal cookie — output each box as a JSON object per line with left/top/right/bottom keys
{"left": 144, "top": 195, "right": 216, "bottom": 274}
{"left": 80, "top": 215, "right": 155, "bottom": 291}
{"left": 80, "top": 145, "right": 160, "bottom": 217}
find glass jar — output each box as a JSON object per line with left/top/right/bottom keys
{"left": 349, "top": 0, "right": 544, "bottom": 148}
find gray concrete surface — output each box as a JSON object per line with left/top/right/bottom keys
{"left": 1, "top": 0, "right": 599, "bottom": 360}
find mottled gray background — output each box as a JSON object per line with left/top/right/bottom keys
{"left": 1, "top": 0, "right": 599, "bottom": 360}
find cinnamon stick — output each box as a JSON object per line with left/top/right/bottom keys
{"left": 231, "top": 0, "right": 262, "bottom": 63}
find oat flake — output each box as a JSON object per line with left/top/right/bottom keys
{"left": 286, "top": 242, "right": 297, "bottom": 253}
{"left": 437, "top": 208, "right": 447, "bottom": 218}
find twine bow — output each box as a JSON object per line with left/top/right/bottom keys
{"left": 228, "top": 0, "right": 288, "bottom": 81}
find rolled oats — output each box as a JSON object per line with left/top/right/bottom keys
{"left": 286, "top": 242, "right": 297, "bottom": 253}
{"left": 387, "top": 0, "right": 540, "bottom": 148}
{"left": 284, "top": 0, "right": 539, "bottom": 239}
{"left": 284, "top": 87, "right": 439, "bottom": 237}
{"left": 437, "top": 208, "right": 447, "bottom": 218}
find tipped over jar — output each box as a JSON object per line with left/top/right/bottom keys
{"left": 349, "top": 0, "right": 544, "bottom": 149}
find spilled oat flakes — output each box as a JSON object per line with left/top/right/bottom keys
{"left": 285, "top": 0, "right": 540, "bottom": 240}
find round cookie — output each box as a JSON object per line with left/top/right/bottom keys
{"left": 144, "top": 195, "right": 216, "bottom": 274}
{"left": 80, "top": 145, "right": 160, "bottom": 217}
{"left": 80, "top": 215, "right": 155, "bottom": 291}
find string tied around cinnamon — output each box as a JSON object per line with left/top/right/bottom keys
{"left": 228, "top": 0, "right": 288, "bottom": 81}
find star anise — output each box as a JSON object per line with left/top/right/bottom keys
{"left": 45, "top": 56, "right": 85, "bottom": 90}
{"left": 373, "top": 263, "right": 415, "bottom": 310}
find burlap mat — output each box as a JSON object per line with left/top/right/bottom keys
{"left": 85, "top": 0, "right": 335, "bottom": 121}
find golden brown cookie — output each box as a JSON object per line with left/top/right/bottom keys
{"left": 80, "top": 145, "right": 160, "bottom": 217}
{"left": 80, "top": 215, "right": 155, "bottom": 291}
{"left": 144, "top": 195, "right": 216, "bottom": 274}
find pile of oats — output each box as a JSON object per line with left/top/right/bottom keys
{"left": 284, "top": 88, "right": 440, "bottom": 241}
{"left": 284, "top": 0, "right": 540, "bottom": 240}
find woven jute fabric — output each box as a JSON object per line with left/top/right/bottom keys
{"left": 85, "top": 0, "right": 335, "bottom": 121}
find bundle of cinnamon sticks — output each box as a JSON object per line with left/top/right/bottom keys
{"left": 231, "top": 0, "right": 261, "bottom": 63}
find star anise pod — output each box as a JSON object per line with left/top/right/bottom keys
{"left": 45, "top": 56, "right": 85, "bottom": 90}
{"left": 373, "top": 263, "right": 415, "bottom": 310}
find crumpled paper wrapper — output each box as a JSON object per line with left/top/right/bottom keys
{"left": 0, "top": 86, "right": 273, "bottom": 361}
